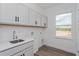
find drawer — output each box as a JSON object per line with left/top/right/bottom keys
{"left": 25, "top": 46, "right": 33, "bottom": 51}
{"left": 17, "top": 41, "right": 33, "bottom": 52}
{"left": 14, "top": 51, "right": 23, "bottom": 56}
{"left": 0, "top": 47, "right": 18, "bottom": 56}
{"left": 14, "top": 46, "right": 33, "bottom": 56}
{"left": 23, "top": 46, "right": 33, "bottom": 56}
{"left": 0, "top": 51, "right": 9, "bottom": 56}
{"left": 25, "top": 47, "right": 34, "bottom": 56}
{"left": 26, "top": 49, "right": 34, "bottom": 56}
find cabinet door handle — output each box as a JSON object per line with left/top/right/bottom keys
{"left": 20, "top": 55, "right": 23, "bottom": 56}
{"left": 15, "top": 16, "right": 19, "bottom": 22}
{"left": 35, "top": 20, "right": 37, "bottom": 25}
{"left": 15, "top": 16, "right": 17, "bottom": 22}
{"left": 18, "top": 16, "right": 19, "bottom": 22}
{"left": 23, "top": 54, "right": 25, "bottom": 56}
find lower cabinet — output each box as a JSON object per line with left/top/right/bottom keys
{"left": 0, "top": 40, "right": 34, "bottom": 56}
{"left": 14, "top": 47, "right": 33, "bottom": 56}
{"left": 14, "top": 51, "right": 23, "bottom": 56}
{"left": 22, "top": 47, "right": 33, "bottom": 56}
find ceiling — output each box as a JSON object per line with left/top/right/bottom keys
{"left": 34, "top": 3, "right": 61, "bottom": 10}
{"left": 32, "top": 3, "right": 75, "bottom": 10}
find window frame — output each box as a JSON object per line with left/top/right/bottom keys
{"left": 56, "top": 13, "right": 72, "bottom": 39}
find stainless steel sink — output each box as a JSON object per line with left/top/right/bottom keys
{"left": 9, "top": 39, "right": 24, "bottom": 44}
{"left": 18, "top": 39, "right": 24, "bottom": 42}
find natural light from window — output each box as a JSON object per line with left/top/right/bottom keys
{"left": 56, "top": 13, "right": 72, "bottom": 39}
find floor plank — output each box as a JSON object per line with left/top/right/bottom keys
{"left": 34, "top": 45, "right": 76, "bottom": 56}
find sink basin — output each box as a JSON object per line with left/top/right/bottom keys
{"left": 18, "top": 39, "right": 24, "bottom": 42}
{"left": 9, "top": 39, "right": 24, "bottom": 44}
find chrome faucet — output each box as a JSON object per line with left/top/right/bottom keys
{"left": 13, "top": 30, "right": 18, "bottom": 40}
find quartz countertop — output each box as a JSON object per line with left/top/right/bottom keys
{"left": 0, "top": 38, "right": 34, "bottom": 53}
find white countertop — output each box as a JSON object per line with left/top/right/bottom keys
{"left": 0, "top": 38, "right": 34, "bottom": 53}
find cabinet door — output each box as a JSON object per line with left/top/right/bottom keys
{"left": 35, "top": 30, "right": 43, "bottom": 49}
{"left": 0, "top": 3, "right": 17, "bottom": 24}
{"left": 26, "top": 50, "right": 33, "bottom": 56}
{"left": 0, "top": 45, "right": 18, "bottom": 56}
{"left": 16, "top": 4, "right": 29, "bottom": 25}
{"left": 36, "top": 13, "right": 41, "bottom": 26}
{"left": 14, "top": 52, "right": 23, "bottom": 56}
{"left": 23, "top": 47, "right": 33, "bottom": 56}
{"left": 29, "top": 9, "right": 38, "bottom": 26}
{"left": 31, "top": 29, "right": 42, "bottom": 53}
{"left": 41, "top": 16, "right": 47, "bottom": 27}
{"left": 38, "top": 30, "right": 43, "bottom": 48}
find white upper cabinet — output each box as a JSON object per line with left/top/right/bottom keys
{"left": 0, "top": 3, "right": 47, "bottom": 27}
{"left": 29, "top": 9, "right": 41, "bottom": 26}
{"left": 41, "top": 15, "right": 48, "bottom": 27}
{"left": 16, "top": 4, "right": 29, "bottom": 25}
{"left": 0, "top": 4, "right": 29, "bottom": 25}
{"left": 36, "top": 13, "right": 41, "bottom": 26}
{"left": 0, "top": 3, "right": 17, "bottom": 24}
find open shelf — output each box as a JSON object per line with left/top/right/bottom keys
{"left": 0, "top": 23, "right": 47, "bottom": 28}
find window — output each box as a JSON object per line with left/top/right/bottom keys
{"left": 56, "top": 13, "right": 72, "bottom": 39}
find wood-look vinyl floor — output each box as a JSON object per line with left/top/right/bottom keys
{"left": 34, "top": 45, "right": 76, "bottom": 56}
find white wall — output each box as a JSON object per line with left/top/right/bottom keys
{"left": 43, "top": 4, "right": 77, "bottom": 54}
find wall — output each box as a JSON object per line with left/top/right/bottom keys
{"left": 43, "top": 4, "right": 77, "bottom": 54}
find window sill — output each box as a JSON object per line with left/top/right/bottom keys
{"left": 56, "top": 37, "right": 72, "bottom": 40}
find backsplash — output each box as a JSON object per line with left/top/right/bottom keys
{"left": 0, "top": 25, "right": 44, "bottom": 43}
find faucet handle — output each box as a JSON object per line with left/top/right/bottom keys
{"left": 16, "top": 36, "right": 18, "bottom": 39}
{"left": 13, "top": 30, "right": 16, "bottom": 34}
{"left": 13, "top": 30, "right": 18, "bottom": 40}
